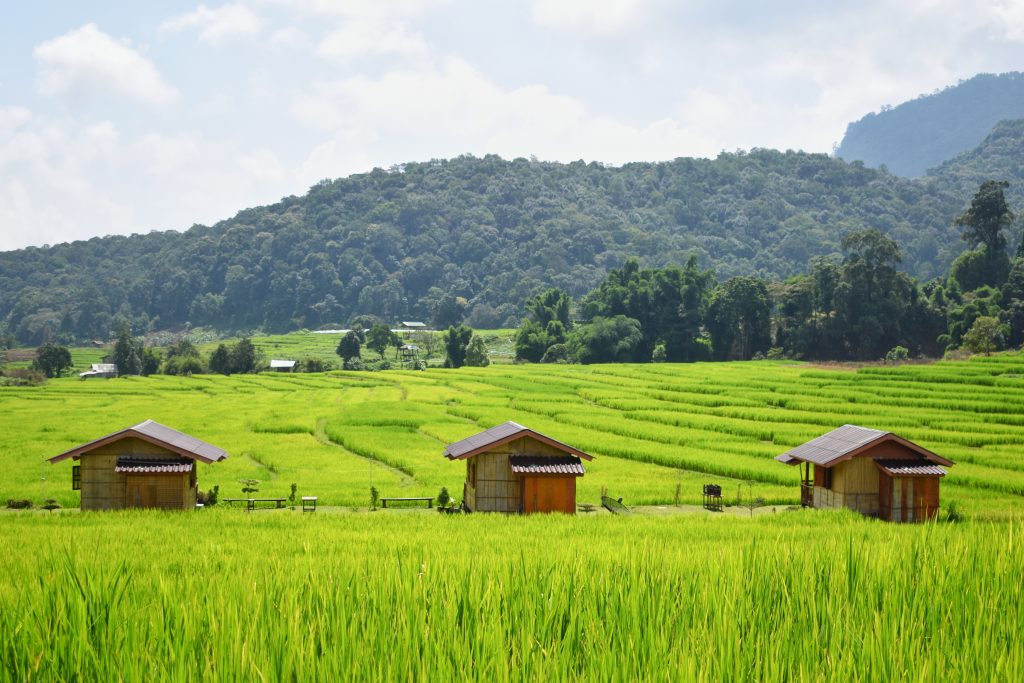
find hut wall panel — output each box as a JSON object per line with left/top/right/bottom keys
{"left": 463, "top": 435, "right": 585, "bottom": 513}
{"left": 78, "top": 440, "right": 188, "bottom": 511}
{"left": 831, "top": 459, "right": 879, "bottom": 515}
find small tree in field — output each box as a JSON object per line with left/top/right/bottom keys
{"left": 366, "top": 324, "right": 398, "bottom": 360}
{"left": 370, "top": 486, "right": 379, "bottom": 510}
{"left": 464, "top": 335, "right": 490, "bottom": 367}
{"left": 240, "top": 479, "right": 260, "bottom": 496}
{"left": 336, "top": 331, "right": 361, "bottom": 363}
{"left": 33, "top": 343, "right": 72, "bottom": 378}
{"left": 962, "top": 316, "right": 1003, "bottom": 355}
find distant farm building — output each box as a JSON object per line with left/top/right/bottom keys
{"left": 400, "top": 321, "right": 427, "bottom": 331}
{"left": 269, "top": 359, "right": 297, "bottom": 372}
{"left": 776, "top": 424, "right": 953, "bottom": 522}
{"left": 49, "top": 419, "right": 228, "bottom": 511}
{"left": 79, "top": 363, "right": 117, "bottom": 379}
{"left": 443, "top": 421, "right": 593, "bottom": 514}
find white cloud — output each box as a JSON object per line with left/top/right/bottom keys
{"left": 292, "top": 58, "right": 713, "bottom": 185}
{"left": 318, "top": 21, "right": 427, "bottom": 61}
{"left": 260, "top": 0, "right": 448, "bottom": 20}
{"left": 530, "top": 0, "right": 652, "bottom": 33}
{"left": 990, "top": 0, "right": 1024, "bottom": 41}
{"left": 0, "top": 112, "right": 289, "bottom": 250}
{"left": 160, "top": 3, "right": 263, "bottom": 44}
{"left": 33, "top": 24, "right": 178, "bottom": 105}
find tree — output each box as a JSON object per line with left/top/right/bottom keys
{"left": 566, "top": 316, "right": 643, "bottom": 364}
{"left": 962, "top": 316, "right": 1003, "bottom": 355}
{"left": 336, "top": 331, "right": 361, "bottom": 362}
{"left": 209, "top": 344, "right": 232, "bottom": 374}
{"left": 431, "top": 293, "right": 468, "bottom": 329}
{"left": 443, "top": 325, "right": 473, "bottom": 368}
{"left": 33, "top": 343, "right": 72, "bottom": 378}
{"left": 366, "top": 324, "right": 398, "bottom": 360}
{"left": 707, "top": 277, "right": 772, "bottom": 360}
{"left": 111, "top": 325, "right": 141, "bottom": 376}
{"left": 140, "top": 347, "right": 162, "bottom": 376}
{"left": 955, "top": 180, "right": 1013, "bottom": 253}
{"left": 231, "top": 337, "right": 259, "bottom": 374}
{"left": 464, "top": 335, "right": 490, "bottom": 367}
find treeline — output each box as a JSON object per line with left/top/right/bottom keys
{"left": 6, "top": 146, "right": 1007, "bottom": 347}
{"left": 516, "top": 181, "right": 1024, "bottom": 363}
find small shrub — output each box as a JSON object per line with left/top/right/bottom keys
{"left": 945, "top": 501, "right": 964, "bottom": 523}
{"left": 289, "top": 483, "right": 298, "bottom": 506}
{"left": 6, "top": 499, "right": 32, "bottom": 509}
{"left": 885, "top": 345, "right": 909, "bottom": 363}
{"left": 42, "top": 499, "right": 61, "bottom": 512}
{"left": 240, "top": 479, "right": 260, "bottom": 495}
{"left": 370, "top": 486, "right": 379, "bottom": 510}
{"left": 437, "top": 487, "right": 451, "bottom": 511}
{"left": 766, "top": 347, "right": 786, "bottom": 360}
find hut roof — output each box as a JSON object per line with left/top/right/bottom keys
{"left": 443, "top": 421, "right": 593, "bottom": 461}
{"left": 509, "top": 454, "right": 585, "bottom": 476}
{"left": 400, "top": 321, "right": 427, "bottom": 328}
{"left": 775, "top": 424, "right": 952, "bottom": 468}
{"left": 49, "top": 419, "right": 228, "bottom": 465}
{"left": 875, "top": 459, "right": 947, "bottom": 477}
{"left": 114, "top": 458, "right": 194, "bottom": 474}
{"left": 269, "top": 359, "right": 297, "bottom": 368}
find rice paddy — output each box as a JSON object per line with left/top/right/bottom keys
{"left": 3, "top": 350, "right": 1024, "bottom": 680}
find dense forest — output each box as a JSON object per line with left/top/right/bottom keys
{"left": 836, "top": 72, "right": 1024, "bottom": 177}
{"left": 2, "top": 146, "right": 1010, "bottom": 346}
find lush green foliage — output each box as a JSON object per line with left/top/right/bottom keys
{"left": 1, "top": 150, "right": 979, "bottom": 345}
{"left": 31, "top": 342, "right": 72, "bottom": 378}
{"left": 837, "top": 71, "right": 1024, "bottom": 176}
{"left": 2, "top": 511, "right": 1022, "bottom": 680}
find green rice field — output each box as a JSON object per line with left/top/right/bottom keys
{"left": 4, "top": 351, "right": 1024, "bottom": 679}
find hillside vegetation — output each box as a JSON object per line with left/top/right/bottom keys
{"left": 0, "top": 152, "right": 973, "bottom": 344}
{"left": 836, "top": 72, "right": 1024, "bottom": 176}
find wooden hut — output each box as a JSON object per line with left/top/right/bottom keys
{"left": 48, "top": 419, "right": 228, "bottom": 510}
{"left": 776, "top": 424, "right": 953, "bottom": 522}
{"left": 79, "top": 363, "right": 117, "bottom": 379}
{"left": 269, "top": 359, "right": 297, "bottom": 372}
{"left": 443, "top": 421, "right": 593, "bottom": 514}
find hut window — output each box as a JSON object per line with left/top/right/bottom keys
{"left": 72, "top": 465, "right": 81, "bottom": 490}
{"left": 469, "top": 460, "right": 476, "bottom": 487}
{"left": 823, "top": 468, "right": 832, "bottom": 490}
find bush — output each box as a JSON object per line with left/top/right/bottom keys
{"left": 6, "top": 499, "right": 32, "bottom": 509}
{"left": 302, "top": 358, "right": 332, "bottom": 373}
{"left": 885, "top": 345, "right": 909, "bottom": 363}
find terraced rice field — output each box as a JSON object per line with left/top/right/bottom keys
{"left": 2, "top": 352, "right": 1024, "bottom": 517}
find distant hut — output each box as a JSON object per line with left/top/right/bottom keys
{"left": 776, "top": 424, "right": 953, "bottom": 522}
{"left": 269, "top": 359, "right": 297, "bottom": 372}
{"left": 79, "top": 363, "right": 117, "bottom": 379}
{"left": 400, "top": 321, "right": 427, "bottom": 331}
{"left": 399, "top": 344, "right": 419, "bottom": 364}
{"left": 48, "top": 419, "right": 228, "bottom": 510}
{"left": 443, "top": 421, "right": 593, "bottom": 514}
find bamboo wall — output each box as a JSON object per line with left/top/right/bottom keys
{"left": 463, "top": 436, "right": 576, "bottom": 513}
{"left": 79, "top": 437, "right": 196, "bottom": 511}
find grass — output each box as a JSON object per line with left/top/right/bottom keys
{"left": 4, "top": 350, "right": 1024, "bottom": 679}
{"left": 3, "top": 351, "right": 1024, "bottom": 515}
{"left": 1, "top": 510, "right": 1022, "bottom": 681}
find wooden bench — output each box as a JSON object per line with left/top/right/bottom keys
{"left": 380, "top": 496, "right": 433, "bottom": 509}
{"left": 223, "top": 498, "right": 287, "bottom": 511}
{"left": 301, "top": 496, "right": 318, "bottom": 513}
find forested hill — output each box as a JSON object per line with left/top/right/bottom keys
{"left": 836, "top": 72, "right": 1024, "bottom": 177}
{"left": 0, "top": 149, "right": 986, "bottom": 344}
{"left": 925, "top": 118, "right": 1024, "bottom": 207}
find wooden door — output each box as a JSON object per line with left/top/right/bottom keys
{"left": 126, "top": 479, "right": 158, "bottom": 508}
{"left": 521, "top": 476, "right": 575, "bottom": 514}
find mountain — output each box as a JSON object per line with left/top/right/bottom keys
{"left": 836, "top": 72, "right": 1024, "bottom": 177}
{"left": 0, "top": 150, "right": 983, "bottom": 345}
{"left": 925, "top": 118, "right": 1024, "bottom": 208}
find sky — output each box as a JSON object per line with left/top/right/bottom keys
{"left": 1, "top": 0, "right": 1022, "bottom": 251}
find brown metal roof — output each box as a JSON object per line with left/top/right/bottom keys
{"left": 775, "top": 424, "right": 953, "bottom": 468}
{"left": 443, "top": 421, "right": 593, "bottom": 461}
{"left": 508, "top": 455, "right": 585, "bottom": 476}
{"left": 115, "top": 458, "right": 193, "bottom": 474}
{"left": 49, "top": 419, "right": 228, "bottom": 464}
{"left": 875, "top": 460, "right": 947, "bottom": 477}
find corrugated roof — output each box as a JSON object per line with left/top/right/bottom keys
{"left": 91, "top": 364, "right": 117, "bottom": 372}
{"left": 443, "top": 421, "right": 593, "bottom": 461}
{"left": 401, "top": 321, "right": 426, "bottom": 327}
{"left": 49, "top": 419, "right": 228, "bottom": 464}
{"left": 776, "top": 425, "right": 887, "bottom": 466}
{"left": 775, "top": 424, "right": 953, "bottom": 468}
{"left": 509, "top": 455, "right": 585, "bottom": 476}
{"left": 875, "top": 460, "right": 947, "bottom": 477}
{"left": 270, "top": 359, "right": 296, "bottom": 368}
{"left": 115, "top": 458, "right": 193, "bottom": 474}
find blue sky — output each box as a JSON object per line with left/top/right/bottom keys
{"left": 1, "top": 0, "right": 1022, "bottom": 250}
